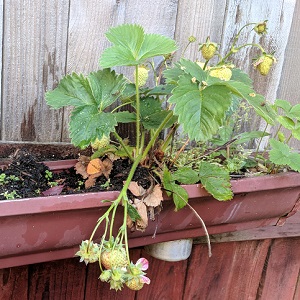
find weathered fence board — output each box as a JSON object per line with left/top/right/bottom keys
{"left": 1, "top": 237, "right": 299, "bottom": 300}
{"left": 0, "top": 0, "right": 298, "bottom": 143}
{"left": 2, "top": 0, "right": 70, "bottom": 143}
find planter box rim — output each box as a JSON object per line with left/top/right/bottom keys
{"left": 1, "top": 170, "right": 300, "bottom": 218}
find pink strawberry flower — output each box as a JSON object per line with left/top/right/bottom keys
{"left": 128, "top": 257, "right": 150, "bottom": 285}
{"left": 136, "top": 258, "right": 149, "bottom": 270}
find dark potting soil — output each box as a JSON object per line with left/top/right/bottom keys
{"left": 0, "top": 149, "right": 150, "bottom": 201}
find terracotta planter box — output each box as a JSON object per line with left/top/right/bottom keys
{"left": 1, "top": 158, "right": 300, "bottom": 269}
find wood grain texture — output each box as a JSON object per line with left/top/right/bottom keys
{"left": 2, "top": 0, "right": 70, "bottom": 142}
{"left": 219, "top": 0, "right": 296, "bottom": 138}
{"left": 276, "top": 0, "right": 300, "bottom": 148}
{"left": 194, "top": 210, "right": 300, "bottom": 243}
{"left": 0, "top": 266, "right": 28, "bottom": 300}
{"left": 174, "top": 0, "right": 227, "bottom": 61}
{"left": 136, "top": 249, "right": 188, "bottom": 300}
{"left": 258, "top": 238, "right": 300, "bottom": 300}
{"left": 28, "top": 258, "right": 86, "bottom": 300}
{"left": 183, "top": 240, "right": 271, "bottom": 300}
{"left": 0, "top": 0, "right": 3, "bottom": 140}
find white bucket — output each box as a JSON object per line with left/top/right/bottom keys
{"left": 144, "top": 238, "right": 193, "bottom": 262}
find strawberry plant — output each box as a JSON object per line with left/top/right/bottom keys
{"left": 46, "top": 21, "right": 300, "bottom": 291}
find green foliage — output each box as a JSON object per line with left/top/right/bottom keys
{"left": 46, "top": 69, "right": 127, "bottom": 148}
{"left": 162, "top": 168, "right": 189, "bottom": 211}
{"left": 198, "top": 161, "right": 233, "bottom": 201}
{"left": 46, "top": 22, "right": 299, "bottom": 210}
{"left": 99, "top": 24, "right": 177, "bottom": 67}
{"left": 269, "top": 139, "right": 300, "bottom": 172}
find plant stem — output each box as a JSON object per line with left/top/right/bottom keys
{"left": 255, "top": 122, "right": 269, "bottom": 157}
{"left": 142, "top": 111, "right": 174, "bottom": 161}
{"left": 135, "top": 65, "right": 141, "bottom": 156}
{"left": 113, "top": 132, "right": 134, "bottom": 161}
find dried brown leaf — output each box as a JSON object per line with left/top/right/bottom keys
{"left": 101, "top": 158, "right": 113, "bottom": 179}
{"left": 143, "top": 184, "right": 163, "bottom": 207}
{"left": 128, "top": 181, "right": 146, "bottom": 197}
{"left": 84, "top": 173, "right": 101, "bottom": 189}
{"left": 75, "top": 161, "right": 89, "bottom": 179}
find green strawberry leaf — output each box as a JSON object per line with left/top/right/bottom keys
{"left": 163, "top": 62, "right": 186, "bottom": 84}
{"left": 231, "top": 68, "right": 253, "bottom": 86}
{"left": 178, "top": 59, "right": 207, "bottom": 82}
{"left": 213, "top": 80, "right": 276, "bottom": 125}
{"left": 288, "top": 104, "right": 300, "bottom": 120}
{"left": 233, "top": 131, "right": 270, "bottom": 145}
{"left": 162, "top": 167, "right": 189, "bottom": 210}
{"left": 172, "top": 184, "right": 189, "bottom": 211}
{"left": 127, "top": 204, "right": 142, "bottom": 221}
{"left": 147, "top": 84, "right": 175, "bottom": 95}
{"left": 100, "top": 24, "right": 177, "bottom": 67}
{"left": 168, "top": 73, "right": 232, "bottom": 141}
{"left": 46, "top": 69, "right": 126, "bottom": 149}
{"left": 292, "top": 123, "right": 300, "bottom": 140}
{"left": 277, "top": 116, "right": 295, "bottom": 130}
{"left": 70, "top": 106, "right": 117, "bottom": 149}
{"left": 114, "top": 111, "right": 136, "bottom": 123}
{"left": 269, "top": 138, "right": 291, "bottom": 165}
{"left": 288, "top": 153, "right": 300, "bottom": 172}
{"left": 172, "top": 167, "right": 200, "bottom": 184}
{"left": 46, "top": 69, "right": 126, "bottom": 110}
{"left": 199, "top": 161, "right": 233, "bottom": 201}
{"left": 274, "top": 99, "right": 292, "bottom": 113}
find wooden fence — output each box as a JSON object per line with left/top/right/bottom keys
{"left": 1, "top": 237, "right": 300, "bottom": 299}
{"left": 0, "top": 0, "right": 299, "bottom": 145}
{"left": 1, "top": 1, "right": 300, "bottom": 299}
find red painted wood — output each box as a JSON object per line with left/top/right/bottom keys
{"left": 1, "top": 238, "right": 299, "bottom": 299}
{"left": 135, "top": 249, "right": 188, "bottom": 300}
{"left": 28, "top": 258, "right": 86, "bottom": 300}
{"left": 258, "top": 237, "right": 300, "bottom": 300}
{"left": 183, "top": 240, "right": 271, "bottom": 300}
{"left": 0, "top": 266, "right": 28, "bottom": 300}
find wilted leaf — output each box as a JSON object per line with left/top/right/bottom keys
{"left": 86, "top": 158, "right": 112, "bottom": 179}
{"left": 75, "top": 156, "right": 91, "bottom": 179}
{"left": 143, "top": 184, "right": 163, "bottom": 207}
{"left": 42, "top": 185, "right": 64, "bottom": 196}
{"left": 87, "top": 158, "right": 102, "bottom": 175}
{"left": 128, "top": 181, "right": 146, "bottom": 197}
{"left": 85, "top": 173, "right": 101, "bottom": 189}
{"left": 101, "top": 158, "right": 113, "bottom": 179}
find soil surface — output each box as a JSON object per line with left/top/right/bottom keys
{"left": 0, "top": 149, "right": 150, "bottom": 201}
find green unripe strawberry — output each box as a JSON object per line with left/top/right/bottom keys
{"left": 209, "top": 66, "right": 232, "bottom": 81}
{"left": 134, "top": 65, "right": 149, "bottom": 87}
{"left": 99, "top": 269, "right": 112, "bottom": 282}
{"left": 75, "top": 240, "right": 100, "bottom": 265}
{"left": 126, "top": 277, "right": 144, "bottom": 291}
{"left": 91, "top": 135, "right": 110, "bottom": 150}
{"left": 101, "top": 247, "right": 128, "bottom": 269}
{"left": 254, "top": 54, "right": 275, "bottom": 76}
{"left": 199, "top": 37, "right": 218, "bottom": 60}
{"left": 254, "top": 20, "right": 268, "bottom": 35}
